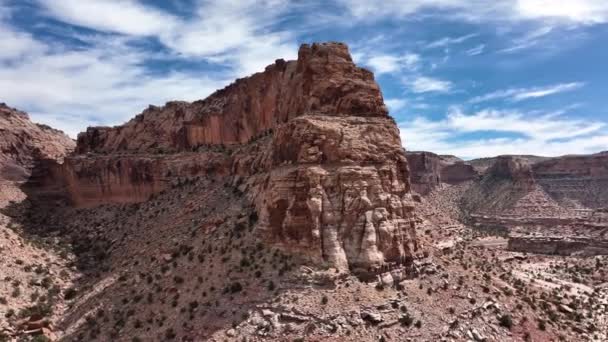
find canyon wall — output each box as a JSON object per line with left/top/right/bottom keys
{"left": 54, "top": 42, "right": 418, "bottom": 272}
{"left": 406, "top": 151, "right": 478, "bottom": 195}
{"left": 534, "top": 154, "right": 608, "bottom": 209}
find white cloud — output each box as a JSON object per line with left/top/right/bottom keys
{"left": 38, "top": 0, "right": 179, "bottom": 36}
{"left": 0, "top": 31, "right": 229, "bottom": 138}
{"left": 516, "top": 0, "right": 608, "bottom": 24}
{"left": 465, "top": 44, "right": 485, "bottom": 56}
{"left": 399, "top": 107, "right": 608, "bottom": 158}
{"left": 0, "top": 0, "right": 299, "bottom": 137}
{"left": 498, "top": 25, "right": 554, "bottom": 53}
{"left": 470, "top": 82, "right": 585, "bottom": 103}
{"left": 385, "top": 99, "right": 408, "bottom": 112}
{"left": 339, "top": 0, "right": 608, "bottom": 25}
{"left": 425, "top": 33, "right": 478, "bottom": 49}
{"left": 365, "top": 53, "right": 420, "bottom": 74}
{"left": 0, "top": 23, "right": 46, "bottom": 60}
{"left": 37, "top": 0, "right": 296, "bottom": 76}
{"left": 406, "top": 76, "right": 452, "bottom": 93}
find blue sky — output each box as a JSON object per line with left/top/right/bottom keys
{"left": 1, "top": 0, "right": 607, "bottom": 158}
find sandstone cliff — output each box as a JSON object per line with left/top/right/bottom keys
{"left": 55, "top": 42, "right": 418, "bottom": 273}
{"left": 533, "top": 154, "right": 608, "bottom": 209}
{"left": 461, "top": 154, "right": 608, "bottom": 216}
{"left": 405, "top": 151, "right": 478, "bottom": 195}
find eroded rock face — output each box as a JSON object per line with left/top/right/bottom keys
{"left": 461, "top": 156, "right": 539, "bottom": 215}
{"left": 533, "top": 154, "right": 608, "bottom": 209}
{"left": 235, "top": 115, "right": 416, "bottom": 272}
{"left": 56, "top": 42, "right": 418, "bottom": 272}
{"left": 58, "top": 153, "right": 230, "bottom": 207}
{"left": 405, "top": 151, "right": 478, "bottom": 195}
{"left": 0, "top": 103, "right": 74, "bottom": 183}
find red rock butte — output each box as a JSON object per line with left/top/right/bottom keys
{"left": 45, "top": 42, "right": 420, "bottom": 273}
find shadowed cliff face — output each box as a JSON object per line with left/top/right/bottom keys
{"left": 0, "top": 103, "right": 74, "bottom": 184}
{"left": 50, "top": 42, "right": 418, "bottom": 272}
{"left": 405, "top": 151, "right": 478, "bottom": 195}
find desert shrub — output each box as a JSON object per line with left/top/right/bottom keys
{"left": 499, "top": 314, "right": 513, "bottom": 329}
{"left": 399, "top": 314, "right": 414, "bottom": 327}
{"left": 64, "top": 288, "right": 78, "bottom": 300}
{"left": 228, "top": 282, "right": 242, "bottom": 293}
{"left": 5, "top": 309, "right": 15, "bottom": 318}
{"left": 538, "top": 319, "right": 547, "bottom": 331}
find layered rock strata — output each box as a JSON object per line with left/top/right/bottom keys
{"left": 533, "top": 154, "right": 608, "bottom": 209}
{"left": 405, "top": 151, "right": 478, "bottom": 195}
{"left": 52, "top": 42, "right": 419, "bottom": 272}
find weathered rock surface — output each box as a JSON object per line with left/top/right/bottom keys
{"left": 52, "top": 42, "right": 418, "bottom": 272}
{"left": 533, "top": 154, "right": 608, "bottom": 209}
{"left": 0, "top": 103, "right": 74, "bottom": 183}
{"left": 405, "top": 151, "right": 478, "bottom": 195}
{"left": 461, "top": 154, "right": 608, "bottom": 216}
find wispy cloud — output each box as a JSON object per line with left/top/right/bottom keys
{"left": 466, "top": 44, "right": 485, "bottom": 56}
{"left": 498, "top": 25, "right": 554, "bottom": 53}
{"left": 516, "top": 0, "right": 608, "bottom": 24}
{"left": 470, "top": 82, "right": 585, "bottom": 103}
{"left": 425, "top": 33, "right": 478, "bottom": 49}
{"left": 399, "top": 106, "right": 608, "bottom": 158}
{"left": 37, "top": 0, "right": 296, "bottom": 75}
{"left": 365, "top": 53, "right": 420, "bottom": 74}
{"left": 339, "top": 0, "right": 608, "bottom": 24}
{"left": 385, "top": 98, "right": 408, "bottom": 112}
{"left": 405, "top": 76, "right": 452, "bottom": 93}
{"left": 38, "top": 0, "right": 179, "bottom": 36}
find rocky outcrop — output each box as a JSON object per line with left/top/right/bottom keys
{"left": 0, "top": 104, "right": 74, "bottom": 183}
{"left": 233, "top": 115, "right": 417, "bottom": 272}
{"left": 53, "top": 42, "right": 418, "bottom": 272}
{"left": 406, "top": 151, "right": 478, "bottom": 195}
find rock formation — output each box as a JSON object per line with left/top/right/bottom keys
{"left": 0, "top": 103, "right": 74, "bottom": 183}
{"left": 51, "top": 42, "right": 418, "bottom": 273}
{"left": 533, "top": 154, "right": 608, "bottom": 209}
{"left": 405, "top": 151, "right": 478, "bottom": 195}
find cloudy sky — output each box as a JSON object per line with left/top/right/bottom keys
{"left": 1, "top": 0, "right": 607, "bottom": 158}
